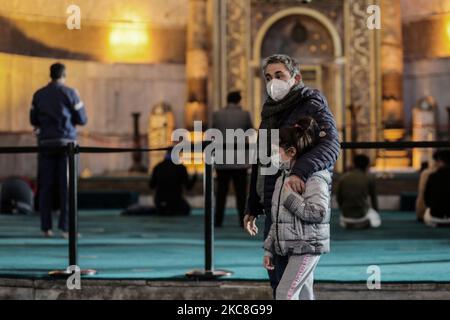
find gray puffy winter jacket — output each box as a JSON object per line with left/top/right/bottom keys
{"left": 264, "top": 169, "right": 332, "bottom": 257}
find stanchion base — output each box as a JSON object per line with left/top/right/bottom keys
{"left": 185, "top": 269, "right": 233, "bottom": 280}
{"left": 48, "top": 269, "right": 97, "bottom": 277}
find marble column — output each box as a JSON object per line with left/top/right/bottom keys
{"left": 377, "top": 0, "right": 410, "bottom": 168}
{"left": 185, "top": 0, "right": 209, "bottom": 130}
{"left": 380, "top": 0, "right": 404, "bottom": 140}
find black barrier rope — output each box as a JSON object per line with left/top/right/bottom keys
{"left": 341, "top": 141, "right": 450, "bottom": 149}
{"left": 1, "top": 140, "right": 450, "bottom": 279}
{"left": 0, "top": 145, "right": 172, "bottom": 154}
{"left": 79, "top": 146, "right": 172, "bottom": 153}
{"left": 0, "top": 145, "right": 67, "bottom": 154}
{"left": 2, "top": 140, "right": 450, "bottom": 155}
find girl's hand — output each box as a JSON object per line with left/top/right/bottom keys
{"left": 263, "top": 256, "right": 275, "bottom": 271}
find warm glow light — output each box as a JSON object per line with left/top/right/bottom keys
{"left": 109, "top": 25, "right": 149, "bottom": 46}
{"left": 447, "top": 19, "right": 450, "bottom": 40}
{"left": 107, "top": 13, "right": 151, "bottom": 63}
{"left": 441, "top": 16, "right": 450, "bottom": 58}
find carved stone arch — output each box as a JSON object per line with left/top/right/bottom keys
{"left": 250, "top": 7, "right": 344, "bottom": 132}
{"left": 252, "top": 7, "right": 343, "bottom": 64}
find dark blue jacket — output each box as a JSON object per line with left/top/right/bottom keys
{"left": 30, "top": 82, "right": 88, "bottom": 142}
{"left": 248, "top": 86, "right": 340, "bottom": 217}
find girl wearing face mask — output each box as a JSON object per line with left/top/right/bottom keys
{"left": 263, "top": 117, "right": 332, "bottom": 300}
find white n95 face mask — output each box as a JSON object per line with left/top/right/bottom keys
{"left": 266, "top": 77, "right": 295, "bottom": 102}
{"left": 270, "top": 153, "right": 291, "bottom": 171}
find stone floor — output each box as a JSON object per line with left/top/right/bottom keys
{"left": 2, "top": 278, "right": 450, "bottom": 300}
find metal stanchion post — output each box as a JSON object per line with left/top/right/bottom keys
{"left": 68, "top": 142, "right": 78, "bottom": 267}
{"left": 205, "top": 160, "right": 214, "bottom": 273}
{"left": 49, "top": 142, "right": 96, "bottom": 277}
{"left": 186, "top": 148, "right": 233, "bottom": 280}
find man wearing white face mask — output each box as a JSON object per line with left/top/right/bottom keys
{"left": 243, "top": 54, "right": 340, "bottom": 297}
{"left": 266, "top": 77, "right": 297, "bottom": 102}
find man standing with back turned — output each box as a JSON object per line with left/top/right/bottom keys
{"left": 30, "top": 63, "right": 88, "bottom": 238}
{"left": 212, "top": 91, "right": 253, "bottom": 228}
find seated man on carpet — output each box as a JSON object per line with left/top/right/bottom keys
{"left": 122, "top": 148, "right": 197, "bottom": 216}
{"left": 416, "top": 150, "right": 443, "bottom": 222}
{"left": 0, "top": 176, "right": 35, "bottom": 215}
{"left": 336, "top": 154, "right": 381, "bottom": 229}
{"left": 424, "top": 149, "right": 450, "bottom": 227}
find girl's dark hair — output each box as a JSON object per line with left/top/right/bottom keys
{"left": 279, "top": 117, "right": 320, "bottom": 158}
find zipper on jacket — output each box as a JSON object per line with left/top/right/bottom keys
{"left": 275, "top": 173, "right": 286, "bottom": 256}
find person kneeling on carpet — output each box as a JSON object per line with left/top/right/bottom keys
{"left": 122, "top": 148, "right": 197, "bottom": 216}
{"left": 336, "top": 154, "right": 381, "bottom": 230}
{"left": 0, "top": 176, "right": 35, "bottom": 215}
{"left": 150, "top": 148, "right": 197, "bottom": 216}
{"left": 263, "top": 117, "right": 331, "bottom": 300}
{"left": 424, "top": 149, "right": 450, "bottom": 227}
{"left": 416, "top": 151, "right": 443, "bottom": 223}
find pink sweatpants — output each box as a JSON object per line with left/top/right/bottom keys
{"left": 275, "top": 254, "right": 321, "bottom": 300}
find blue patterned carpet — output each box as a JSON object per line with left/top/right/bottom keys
{"left": 0, "top": 209, "right": 449, "bottom": 282}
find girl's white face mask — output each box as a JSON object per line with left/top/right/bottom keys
{"left": 266, "top": 77, "right": 296, "bottom": 102}
{"left": 270, "top": 153, "right": 291, "bottom": 171}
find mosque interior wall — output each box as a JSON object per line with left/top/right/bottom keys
{"left": 0, "top": 0, "right": 449, "bottom": 176}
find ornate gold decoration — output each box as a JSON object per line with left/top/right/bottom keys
{"left": 224, "top": 0, "right": 250, "bottom": 109}
{"left": 346, "top": 0, "right": 379, "bottom": 142}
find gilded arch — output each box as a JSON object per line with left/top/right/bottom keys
{"left": 249, "top": 7, "right": 344, "bottom": 130}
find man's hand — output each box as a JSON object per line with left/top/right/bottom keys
{"left": 263, "top": 256, "right": 275, "bottom": 271}
{"left": 243, "top": 214, "right": 258, "bottom": 236}
{"left": 286, "top": 175, "right": 305, "bottom": 194}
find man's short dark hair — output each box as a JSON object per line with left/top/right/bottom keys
{"left": 262, "top": 54, "right": 301, "bottom": 77}
{"left": 435, "top": 149, "right": 450, "bottom": 166}
{"left": 353, "top": 154, "right": 370, "bottom": 171}
{"left": 227, "top": 91, "right": 242, "bottom": 104}
{"left": 50, "top": 63, "right": 66, "bottom": 80}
